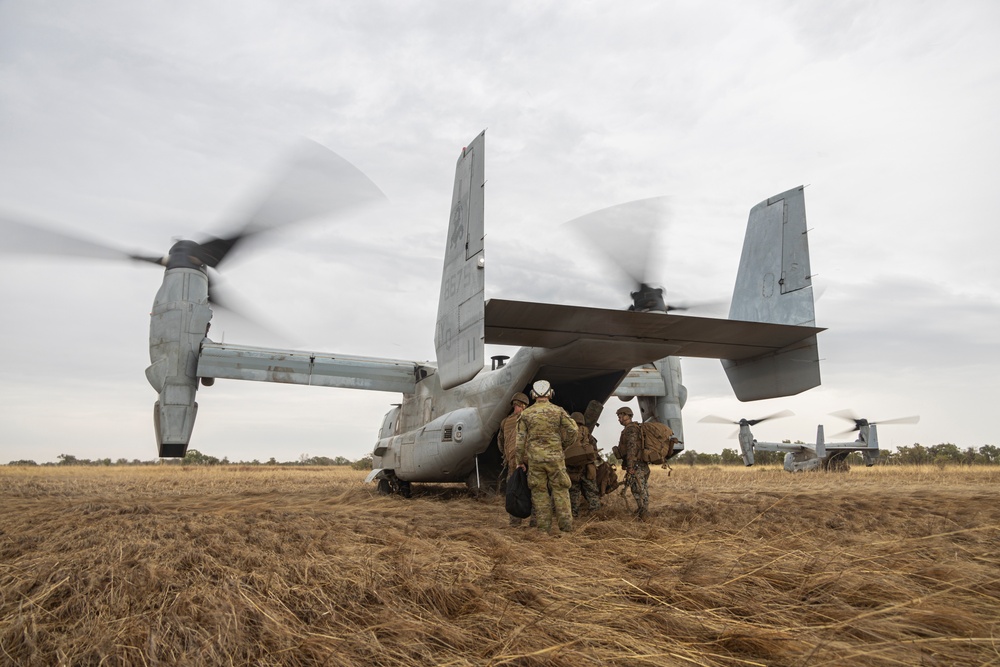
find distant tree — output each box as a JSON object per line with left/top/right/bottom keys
{"left": 267, "top": 457, "right": 278, "bottom": 466}
{"left": 351, "top": 455, "right": 374, "bottom": 471}
{"left": 930, "top": 443, "right": 961, "bottom": 464}
{"left": 695, "top": 452, "right": 720, "bottom": 465}
{"left": 979, "top": 445, "right": 999, "bottom": 465}
{"left": 8, "top": 460, "right": 38, "bottom": 466}
{"left": 720, "top": 448, "right": 742, "bottom": 465}
{"left": 896, "top": 443, "right": 931, "bottom": 465}
{"left": 333, "top": 456, "right": 352, "bottom": 466}
{"left": 183, "top": 449, "right": 220, "bottom": 465}
{"left": 57, "top": 454, "right": 79, "bottom": 466}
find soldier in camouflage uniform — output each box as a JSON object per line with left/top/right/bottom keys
{"left": 566, "top": 412, "right": 601, "bottom": 517}
{"left": 497, "top": 392, "right": 529, "bottom": 526}
{"left": 516, "top": 380, "right": 578, "bottom": 534}
{"left": 617, "top": 406, "right": 649, "bottom": 519}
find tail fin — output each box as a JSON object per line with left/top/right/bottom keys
{"left": 723, "top": 186, "right": 821, "bottom": 400}
{"left": 815, "top": 424, "right": 826, "bottom": 459}
{"left": 434, "top": 131, "right": 486, "bottom": 390}
{"left": 862, "top": 425, "right": 879, "bottom": 466}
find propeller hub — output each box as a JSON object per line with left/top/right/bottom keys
{"left": 166, "top": 240, "right": 208, "bottom": 271}
{"left": 629, "top": 283, "right": 666, "bottom": 313}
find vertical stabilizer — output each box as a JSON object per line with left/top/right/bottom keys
{"left": 434, "top": 131, "right": 486, "bottom": 390}
{"left": 862, "top": 425, "right": 879, "bottom": 466}
{"left": 815, "top": 424, "right": 826, "bottom": 459}
{"left": 723, "top": 186, "right": 821, "bottom": 400}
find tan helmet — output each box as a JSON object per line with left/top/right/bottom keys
{"left": 570, "top": 411, "right": 586, "bottom": 425}
{"left": 511, "top": 392, "right": 529, "bottom": 407}
{"left": 530, "top": 380, "right": 554, "bottom": 399}
{"left": 616, "top": 406, "right": 634, "bottom": 417}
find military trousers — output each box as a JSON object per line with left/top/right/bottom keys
{"left": 568, "top": 474, "right": 601, "bottom": 516}
{"left": 627, "top": 462, "right": 650, "bottom": 516}
{"left": 526, "top": 460, "right": 572, "bottom": 532}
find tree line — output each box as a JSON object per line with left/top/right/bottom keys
{"left": 670, "top": 442, "right": 1000, "bottom": 467}
{"left": 6, "top": 451, "right": 376, "bottom": 469}
{"left": 7, "top": 443, "right": 998, "bottom": 468}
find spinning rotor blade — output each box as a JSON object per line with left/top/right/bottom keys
{"left": 566, "top": 196, "right": 670, "bottom": 290}
{"left": 565, "top": 197, "right": 723, "bottom": 313}
{"left": 205, "top": 273, "right": 295, "bottom": 344}
{"left": 699, "top": 415, "right": 739, "bottom": 425}
{"left": 699, "top": 410, "right": 794, "bottom": 427}
{"left": 0, "top": 213, "right": 158, "bottom": 263}
{"left": 830, "top": 410, "right": 920, "bottom": 436}
{"left": 206, "top": 139, "right": 387, "bottom": 268}
{"left": 746, "top": 410, "right": 795, "bottom": 426}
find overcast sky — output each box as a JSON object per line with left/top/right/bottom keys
{"left": 1, "top": 1, "right": 998, "bottom": 465}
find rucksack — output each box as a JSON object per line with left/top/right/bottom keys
{"left": 505, "top": 467, "right": 532, "bottom": 518}
{"left": 640, "top": 421, "right": 677, "bottom": 464}
{"left": 595, "top": 461, "right": 619, "bottom": 495}
{"left": 563, "top": 428, "right": 598, "bottom": 467}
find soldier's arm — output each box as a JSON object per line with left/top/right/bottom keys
{"left": 624, "top": 425, "right": 641, "bottom": 470}
{"left": 562, "top": 411, "right": 579, "bottom": 445}
{"left": 515, "top": 417, "right": 527, "bottom": 466}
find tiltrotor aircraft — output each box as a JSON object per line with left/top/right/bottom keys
{"left": 702, "top": 410, "right": 919, "bottom": 472}
{"left": 3, "top": 130, "right": 824, "bottom": 492}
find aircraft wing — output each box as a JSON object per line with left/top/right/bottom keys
{"left": 752, "top": 441, "right": 812, "bottom": 454}
{"left": 484, "top": 299, "right": 824, "bottom": 360}
{"left": 197, "top": 342, "right": 424, "bottom": 393}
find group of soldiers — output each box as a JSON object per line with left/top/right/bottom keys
{"left": 497, "top": 380, "right": 652, "bottom": 534}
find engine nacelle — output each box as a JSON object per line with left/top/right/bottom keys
{"left": 637, "top": 356, "right": 686, "bottom": 449}
{"left": 145, "top": 267, "right": 212, "bottom": 457}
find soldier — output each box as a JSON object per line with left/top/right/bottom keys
{"left": 516, "top": 380, "right": 578, "bottom": 534}
{"left": 617, "top": 406, "right": 649, "bottom": 519}
{"left": 566, "top": 412, "right": 601, "bottom": 517}
{"left": 497, "top": 392, "right": 529, "bottom": 526}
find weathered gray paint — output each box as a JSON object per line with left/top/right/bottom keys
{"left": 434, "top": 131, "right": 486, "bottom": 390}
{"left": 723, "top": 186, "right": 821, "bottom": 400}
{"left": 145, "top": 267, "right": 212, "bottom": 457}
{"left": 197, "top": 342, "right": 421, "bottom": 393}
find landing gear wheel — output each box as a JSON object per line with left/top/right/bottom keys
{"left": 377, "top": 478, "right": 392, "bottom": 495}
{"left": 398, "top": 481, "right": 412, "bottom": 498}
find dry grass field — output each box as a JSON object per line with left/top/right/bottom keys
{"left": 1, "top": 464, "right": 998, "bottom": 666}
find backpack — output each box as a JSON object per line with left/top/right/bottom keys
{"left": 563, "top": 426, "right": 597, "bottom": 467}
{"left": 505, "top": 467, "right": 532, "bottom": 518}
{"left": 596, "top": 461, "right": 619, "bottom": 495}
{"left": 640, "top": 421, "right": 677, "bottom": 464}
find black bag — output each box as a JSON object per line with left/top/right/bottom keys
{"left": 505, "top": 467, "right": 532, "bottom": 518}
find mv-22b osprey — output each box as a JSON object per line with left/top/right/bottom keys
{"left": 703, "top": 411, "right": 919, "bottom": 472}
{"left": 195, "top": 131, "right": 824, "bottom": 493}
{"left": 4, "top": 130, "right": 824, "bottom": 492}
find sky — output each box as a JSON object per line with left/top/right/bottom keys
{"left": 1, "top": 1, "right": 998, "bottom": 465}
